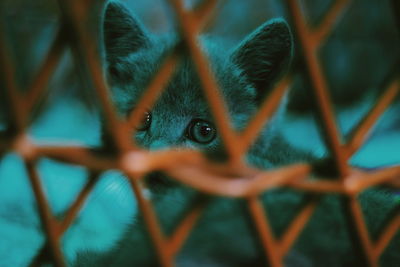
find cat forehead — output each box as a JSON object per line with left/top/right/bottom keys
{"left": 112, "top": 37, "right": 256, "bottom": 116}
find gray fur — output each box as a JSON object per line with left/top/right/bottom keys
{"left": 77, "top": 2, "right": 400, "bottom": 266}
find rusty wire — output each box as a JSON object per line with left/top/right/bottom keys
{"left": 0, "top": 0, "right": 399, "bottom": 266}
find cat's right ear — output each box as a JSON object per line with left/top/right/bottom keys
{"left": 103, "top": 1, "right": 150, "bottom": 65}
{"left": 230, "top": 19, "right": 293, "bottom": 104}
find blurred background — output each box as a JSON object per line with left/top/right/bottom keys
{"left": 0, "top": 0, "right": 399, "bottom": 266}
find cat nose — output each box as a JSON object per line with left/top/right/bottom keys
{"left": 148, "top": 140, "right": 169, "bottom": 151}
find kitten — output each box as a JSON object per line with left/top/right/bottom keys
{"left": 72, "top": 1, "right": 400, "bottom": 266}
{"left": 102, "top": 0, "right": 306, "bottom": 167}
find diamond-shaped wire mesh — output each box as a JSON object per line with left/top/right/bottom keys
{"left": 0, "top": 0, "right": 399, "bottom": 266}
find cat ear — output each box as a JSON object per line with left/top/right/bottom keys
{"left": 103, "top": 1, "right": 150, "bottom": 64}
{"left": 231, "top": 19, "right": 293, "bottom": 103}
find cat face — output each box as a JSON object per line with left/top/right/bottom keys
{"left": 103, "top": 1, "right": 293, "bottom": 154}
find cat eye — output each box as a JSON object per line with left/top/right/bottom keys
{"left": 135, "top": 111, "right": 152, "bottom": 131}
{"left": 186, "top": 119, "right": 216, "bottom": 144}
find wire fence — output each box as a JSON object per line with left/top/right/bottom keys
{"left": 0, "top": 0, "right": 399, "bottom": 266}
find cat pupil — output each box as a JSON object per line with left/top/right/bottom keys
{"left": 200, "top": 125, "right": 211, "bottom": 136}
{"left": 136, "top": 111, "right": 152, "bottom": 131}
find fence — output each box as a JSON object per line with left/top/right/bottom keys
{"left": 0, "top": 0, "right": 399, "bottom": 266}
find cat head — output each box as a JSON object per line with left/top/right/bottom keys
{"left": 102, "top": 1, "right": 293, "bottom": 155}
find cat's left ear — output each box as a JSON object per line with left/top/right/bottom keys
{"left": 231, "top": 19, "right": 293, "bottom": 103}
